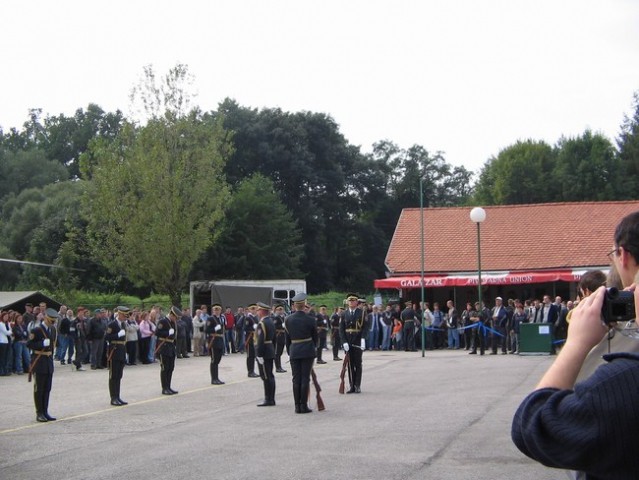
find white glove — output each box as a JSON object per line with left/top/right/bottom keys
{"left": 169, "top": 328, "right": 175, "bottom": 335}
{"left": 361, "top": 338, "right": 366, "bottom": 350}
{"left": 343, "top": 342, "right": 349, "bottom": 352}
{"left": 253, "top": 323, "right": 257, "bottom": 330}
{"left": 215, "top": 325, "right": 221, "bottom": 332}
{"left": 117, "top": 329, "right": 125, "bottom": 338}
{"left": 43, "top": 338, "right": 50, "bottom": 347}
{"left": 256, "top": 356, "right": 264, "bottom": 365}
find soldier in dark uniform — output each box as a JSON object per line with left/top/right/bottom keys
{"left": 285, "top": 293, "right": 318, "bottom": 414}
{"left": 27, "top": 308, "right": 59, "bottom": 422}
{"left": 401, "top": 301, "right": 417, "bottom": 352}
{"left": 156, "top": 306, "right": 180, "bottom": 394}
{"left": 206, "top": 304, "right": 226, "bottom": 385}
{"left": 273, "top": 304, "right": 287, "bottom": 373}
{"left": 255, "top": 302, "right": 276, "bottom": 406}
{"left": 330, "top": 307, "right": 343, "bottom": 361}
{"left": 244, "top": 304, "right": 260, "bottom": 378}
{"left": 105, "top": 306, "right": 129, "bottom": 406}
{"left": 316, "top": 305, "right": 329, "bottom": 364}
{"left": 339, "top": 293, "right": 369, "bottom": 394}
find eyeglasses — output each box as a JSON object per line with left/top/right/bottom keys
{"left": 607, "top": 247, "right": 620, "bottom": 260}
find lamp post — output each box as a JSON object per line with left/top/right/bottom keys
{"left": 420, "top": 177, "right": 426, "bottom": 357}
{"left": 470, "top": 207, "right": 486, "bottom": 310}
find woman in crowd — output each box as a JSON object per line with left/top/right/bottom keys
{"left": 138, "top": 311, "right": 154, "bottom": 365}
{"left": 12, "top": 313, "right": 31, "bottom": 375}
{"left": 0, "top": 311, "right": 13, "bottom": 376}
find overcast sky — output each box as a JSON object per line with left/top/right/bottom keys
{"left": 1, "top": 0, "right": 638, "bottom": 173}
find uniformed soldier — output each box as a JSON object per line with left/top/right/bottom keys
{"left": 285, "top": 293, "right": 318, "bottom": 414}
{"left": 156, "top": 306, "right": 180, "bottom": 394}
{"left": 339, "top": 293, "right": 370, "bottom": 394}
{"left": 105, "top": 306, "right": 130, "bottom": 406}
{"left": 273, "top": 304, "right": 287, "bottom": 373}
{"left": 316, "top": 305, "right": 329, "bottom": 364}
{"left": 27, "top": 308, "right": 59, "bottom": 422}
{"left": 255, "top": 302, "right": 276, "bottom": 406}
{"left": 330, "top": 306, "right": 343, "bottom": 361}
{"left": 206, "top": 304, "right": 225, "bottom": 385}
{"left": 469, "top": 301, "right": 487, "bottom": 355}
{"left": 244, "top": 304, "right": 260, "bottom": 378}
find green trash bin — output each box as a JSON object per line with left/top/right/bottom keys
{"left": 519, "top": 322, "right": 554, "bottom": 355}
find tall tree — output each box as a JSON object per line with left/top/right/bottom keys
{"left": 617, "top": 91, "right": 639, "bottom": 197}
{"left": 83, "top": 65, "right": 231, "bottom": 305}
{"left": 197, "top": 174, "right": 304, "bottom": 279}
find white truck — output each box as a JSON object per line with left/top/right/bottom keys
{"left": 189, "top": 279, "right": 307, "bottom": 312}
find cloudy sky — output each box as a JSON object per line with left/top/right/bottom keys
{"left": 1, "top": 0, "right": 638, "bottom": 173}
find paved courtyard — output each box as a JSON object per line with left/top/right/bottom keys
{"left": 0, "top": 349, "right": 566, "bottom": 480}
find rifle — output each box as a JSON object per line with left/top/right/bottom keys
{"left": 27, "top": 353, "right": 42, "bottom": 383}
{"left": 339, "top": 352, "right": 350, "bottom": 394}
{"left": 310, "top": 368, "right": 325, "bottom": 411}
{"left": 107, "top": 345, "right": 116, "bottom": 369}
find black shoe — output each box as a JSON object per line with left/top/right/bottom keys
{"left": 317, "top": 360, "right": 327, "bottom": 364}
{"left": 354, "top": 386, "right": 361, "bottom": 393}
{"left": 60, "top": 360, "right": 66, "bottom": 365}
{"left": 44, "top": 413, "right": 57, "bottom": 421}
{"left": 333, "top": 357, "right": 341, "bottom": 361}
{"left": 211, "top": 379, "right": 225, "bottom": 385}
{"left": 162, "top": 389, "right": 173, "bottom": 395}
{"left": 168, "top": 388, "right": 178, "bottom": 394}
{"left": 117, "top": 398, "right": 128, "bottom": 405}
{"left": 295, "top": 405, "right": 301, "bottom": 413}
{"left": 36, "top": 414, "right": 48, "bottom": 422}
{"left": 276, "top": 368, "right": 287, "bottom": 373}
{"left": 469, "top": 351, "right": 477, "bottom": 354}
{"left": 257, "top": 400, "right": 276, "bottom": 407}
{"left": 183, "top": 355, "right": 190, "bottom": 358}
{"left": 248, "top": 372, "right": 260, "bottom": 378}
{"left": 111, "top": 399, "right": 123, "bottom": 406}
{"left": 91, "top": 366, "right": 97, "bottom": 370}
{"left": 298, "top": 405, "right": 312, "bottom": 414}
{"left": 346, "top": 387, "right": 356, "bottom": 394}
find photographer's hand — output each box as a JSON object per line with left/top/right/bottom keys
{"left": 535, "top": 286, "right": 609, "bottom": 391}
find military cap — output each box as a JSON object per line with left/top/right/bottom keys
{"left": 169, "top": 306, "right": 183, "bottom": 317}
{"left": 247, "top": 303, "right": 258, "bottom": 310}
{"left": 94, "top": 308, "right": 103, "bottom": 314}
{"left": 337, "top": 306, "right": 345, "bottom": 311}
{"left": 291, "top": 293, "right": 308, "bottom": 304}
{"left": 319, "top": 304, "right": 327, "bottom": 309}
{"left": 256, "top": 302, "right": 271, "bottom": 311}
{"left": 45, "top": 308, "right": 60, "bottom": 320}
{"left": 115, "top": 306, "right": 130, "bottom": 315}
{"left": 211, "top": 303, "right": 222, "bottom": 310}
{"left": 346, "top": 293, "right": 358, "bottom": 301}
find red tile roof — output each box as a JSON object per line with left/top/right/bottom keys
{"left": 385, "top": 201, "right": 639, "bottom": 275}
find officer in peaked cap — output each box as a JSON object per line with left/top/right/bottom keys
{"left": 244, "top": 303, "right": 260, "bottom": 378}
{"left": 206, "top": 303, "right": 226, "bottom": 385}
{"left": 105, "top": 306, "right": 130, "bottom": 406}
{"left": 27, "top": 308, "right": 59, "bottom": 422}
{"left": 255, "top": 302, "right": 276, "bottom": 406}
{"left": 284, "top": 292, "right": 317, "bottom": 413}
{"left": 316, "top": 305, "right": 329, "bottom": 364}
{"left": 156, "top": 306, "right": 181, "bottom": 395}
{"left": 339, "top": 293, "right": 369, "bottom": 394}
{"left": 272, "top": 303, "right": 288, "bottom": 373}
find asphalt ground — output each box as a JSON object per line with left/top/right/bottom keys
{"left": 0, "top": 348, "right": 567, "bottom": 480}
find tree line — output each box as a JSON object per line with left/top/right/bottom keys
{"left": 0, "top": 65, "right": 637, "bottom": 303}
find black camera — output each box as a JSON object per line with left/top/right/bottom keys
{"left": 602, "top": 287, "right": 635, "bottom": 324}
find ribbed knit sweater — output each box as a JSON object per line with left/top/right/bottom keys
{"left": 512, "top": 352, "right": 639, "bottom": 479}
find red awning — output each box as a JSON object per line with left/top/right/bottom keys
{"left": 374, "top": 269, "right": 606, "bottom": 289}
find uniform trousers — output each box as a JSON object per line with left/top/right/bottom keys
{"left": 348, "top": 346, "right": 363, "bottom": 388}
{"left": 109, "top": 359, "right": 125, "bottom": 400}
{"left": 159, "top": 354, "right": 175, "bottom": 390}
{"left": 290, "top": 357, "right": 314, "bottom": 407}
{"left": 34, "top": 372, "right": 53, "bottom": 415}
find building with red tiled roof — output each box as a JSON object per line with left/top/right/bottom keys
{"left": 375, "top": 201, "right": 639, "bottom": 304}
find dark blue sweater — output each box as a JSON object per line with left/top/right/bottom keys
{"left": 511, "top": 352, "right": 639, "bottom": 479}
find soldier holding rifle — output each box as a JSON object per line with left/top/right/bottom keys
{"left": 105, "top": 306, "right": 129, "bottom": 406}
{"left": 156, "top": 306, "right": 180, "bottom": 394}
{"left": 255, "top": 302, "right": 276, "bottom": 406}
{"left": 339, "top": 294, "right": 369, "bottom": 394}
{"left": 206, "top": 304, "right": 226, "bottom": 385}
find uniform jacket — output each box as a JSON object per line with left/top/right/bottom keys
{"left": 26, "top": 324, "right": 57, "bottom": 374}
{"left": 256, "top": 316, "right": 276, "bottom": 359}
{"left": 105, "top": 320, "right": 127, "bottom": 362}
{"left": 155, "top": 317, "right": 177, "bottom": 357}
{"left": 339, "top": 308, "right": 369, "bottom": 347}
{"left": 285, "top": 311, "right": 317, "bottom": 359}
{"left": 205, "top": 314, "right": 225, "bottom": 350}
{"left": 316, "top": 314, "right": 329, "bottom": 339}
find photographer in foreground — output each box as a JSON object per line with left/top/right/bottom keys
{"left": 512, "top": 211, "right": 639, "bottom": 479}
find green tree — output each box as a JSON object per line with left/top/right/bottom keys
{"left": 199, "top": 174, "right": 304, "bottom": 279}
{"left": 0, "top": 148, "right": 68, "bottom": 201}
{"left": 618, "top": 91, "right": 639, "bottom": 197}
{"left": 473, "top": 140, "right": 556, "bottom": 205}
{"left": 83, "top": 65, "right": 231, "bottom": 306}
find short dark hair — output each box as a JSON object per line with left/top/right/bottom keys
{"left": 614, "top": 211, "right": 639, "bottom": 264}
{"left": 579, "top": 269, "right": 607, "bottom": 296}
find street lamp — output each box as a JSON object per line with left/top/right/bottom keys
{"left": 470, "top": 207, "right": 486, "bottom": 310}
{"left": 420, "top": 177, "right": 425, "bottom": 357}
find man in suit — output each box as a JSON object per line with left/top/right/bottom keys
{"left": 339, "top": 293, "right": 369, "bottom": 394}
{"left": 206, "top": 304, "right": 226, "bottom": 385}
{"left": 255, "top": 302, "right": 276, "bottom": 406}
{"left": 285, "top": 293, "right": 317, "bottom": 414}
{"left": 27, "top": 308, "right": 59, "bottom": 422}
{"left": 490, "top": 297, "right": 509, "bottom": 355}
{"left": 105, "top": 306, "right": 130, "bottom": 406}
